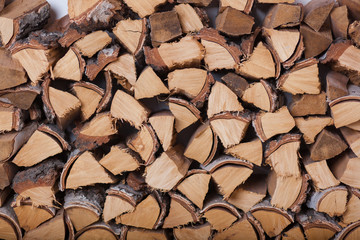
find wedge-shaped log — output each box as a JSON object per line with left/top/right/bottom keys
{"left": 326, "top": 71, "right": 349, "bottom": 101}
{"left": 216, "top": 7, "right": 254, "bottom": 37}
{"left": 295, "top": 117, "right": 333, "bottom": 144}
{"left": 0, "top": 49, "right": 27, "bottom": 90}
{"left": 303, "top": 0, "right": 335, "bottom": 32}
{"left": 225, "top": 138, "right": 263, "bottom": 166}
{"left": 105, "top": 53, "right": 137, "bottom": 89}
{"left": 123, "top": 0, "right": 167, "bottom": 18}
{"left": 75, "top": 222, "right": 118, "bottom": 240}
{"left": 174, "top": 3, "right": 204, "bottom": 33}
{"left": 74, "top": 31, "right": 112, "bottom": 58}
{"left": 340, "top": 127, "right": 360, "bottom": 157}
{"left": 134, "top": 67, "right": 169, "bottom": 99}
{"left": 169, "top": 97, "right": 201, "bottom": 133}
{"left": 173, "top": 223, "right": 211, "bottom": 240}
{"left": 330, "top": 96, "right": 360, "bottom": 128}
{"left": 242, "top": 80, "right": 278, "bottom": 112}
{"left": 53, "top": 48, "right": 85, "bottom": 81}
{"left": 0, "top": 198, "right": 22, "bottom": 240}
{"left": 149, "top": 111, "right": 175, "bottom": 152}
{"left": 263, "top": 3, "right": 302, "bottom": 28}
{"left": 330, "top": 152, "right": 360, "bottom": 189}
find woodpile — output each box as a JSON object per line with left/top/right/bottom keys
{"left": 1, "top": 0, "right": 360, "bottom": 239}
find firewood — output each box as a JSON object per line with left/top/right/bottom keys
{"left": 169, "top": 97, "right": 201, "bottom": 132}
{"left": 341, "top": 188, "right": 360, "bottom": 226}
{"left": 276, "top": 225, "right": 305, "bottom": 240}
{"left": 307, "top": 186, "right": 348, "bottom": 217}
{"left": 85, "top": 44, "right": 120, "bottom": 81}
{"left": 349, "top": 20, "right": 360, "bottom": 47}
{"left": 113, "top": 18, "right": 147, "bottom": 57}
{"left": 174, "top": 4, "right": 204, "bottom": 33}
{"left": 330, "top": 152, "right": 360, "bottom": 189}
{"left": 110, "top": 89, "right": 150, "bottom": 129}
{"left": 13, "top": 124, "right": 69, "bottom": 167}
{"left": 60, "top": 150, "right": 116, "bottom": 190}
{"left": 149, "top": 10, "right": 182, "bottom": 47}
{"left": 228, "top": 174, "right": 267, "bottom": 212}
{"left": 12, "top": 199, "right": 55, "bottom": 231}
{"left": 176, "top": 0, "right": 212, "bottom": 7}
{"left": 99, "top": 144, "right": 140, "bottom": 176}
{"left": 0, "top": 162, "right": 17, "bottom": 190}
{"left": 225, "top": 138, "right": 263, "bottom": 166}
{"left": 289, "top": 92, "right": 327, "bottom": 117}
{"left": 123, "top": 0, "right": 167, "bottom": 18}
{"left": 72, "top": 82, "right": 104, "bottom": 121}
{"left": 303, "top": 155, "right": 340, "bottom": 190}
{"left": 347, "top": 120, "right": 360, "bottom": 131}
{"left": 173, "top": 223, "right": 211, "bottom": 240}
{"left": 12, "top": 159, "right": 63, "bottom": 206}
{"left": 0, "top": 0, "right": 50, "bottom": 47}
{"left": 296, "top": 210, "right": 341, "bottom": 240}
{"left": 258, "top": 0, "right": 294, "bottom": 3}
{"left": 330, "top": 96, "right": 360, "bottom": 128}
{"left": 64, "top": 188, "right": 105, "bottom": 231}
{"left": 303, "top": 0, "right": 335, "bottom": 32}
{"left": 145, "top": 36, "right": 205, "bottom": 72}
{"left": 176, "top": 170, "right": 211, "bottom": 208}
{"left": 53, "top": 48, "right": 84, "bottom": 81}
{"left": 149, "top": 111, "right": 175, "bottom": 152}
{"left": 336, "top": 221, "right": 360, "bottom": 240}
{"left": 330, "top": 6, "right": 349, "bottom": 39}
{"left": 0, "top": 85, "right": 40, "bottom": 110}
{"left": 0, "top": 103, "right": 22, "bottom": 133}
{"left": 282, "top": 34, "right": 305, "bottom": 69}
{"left": 210, "top": 112, "right": 251, "bottom": 148}
{"left": 163, "top": 192, "right": 199, "bottom": 228}
{"left": 197, "top": 28, "right": 242, "bottom": 71}
{"left": 0, "top": 122, "right": 37, "bottom": 162}
{"left": 75, "top": 222, "right": 118, "bottom": 240}
{"left": 126, "top": 227, "right": 168, "bottom": 240}
{"left": 134, "top": 67, "right": 169, "bottom": 99}
{"left": 263, "top": 3, "right": 302, "bottom": 28}
{"left": 300, "top": 24, "right": 332, "bottom": 59}
{"left": 340, "top": 127, "right": 360, "bottom": 157}
{"left": 310, "top": 129, "right": 348, "bottom": 161}
{"left": 103, "top": 183, "right": 145, "bottom": 222}
{"left": 250, "top": 200, "right": 294, "bottom": 238}
{"left": 242, "top": 80, "right": 278, "bottom": 112}
{"left": 145, "top": 146, "right": 191, "bottom": 191}
{"left": 219, "top": 0, "right": 254, "bottom": 13}
{"left": 127, "top": 124, "right": 160, "bottom": 165}
{"left": 221, "top": 72, "right": 249, "bottom": 98}
{"left": 0, "top": 187, "right": 10, "bottom": 207}
{"left": 74, "top": 31, "right": 112, "bottom": 58}
{"left": 236, "top": 42, "right": 276, "bottom": 80}
{"left": 105, "top": 54, "right": 137, "bottom": 91}
{"left": 0, "top": 49, "right": 27, "bottom": 90}
{"left": 253, "top": 106, "right": 295, "bottom": 142}
{"left": 184, "top": 121, "right": 217, "bottom": 165}
{"left": 326, "top": 71, "right": 349, "bottom": 101}
{"left": 203, "top": 155, "right": 253, "bottom": 199}
{"left": 295, "top": 117, "right": 333, "bottom": 144}
{"left": 240, "top": 27, "right": 261, "bottom": 59}
{"left": 216, "top": 7, "right": 254, "bottom": 37}
{"left": 277, "top": 58, "right": 321, "bottom": 95}
{"left": 0, "top": 198, "right": 22, "bottom": 240}
{"left": 201, "top": 195, "right": 241, "bottom": 231}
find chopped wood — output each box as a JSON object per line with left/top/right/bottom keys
{"left": 349, "top": 20, "right": 360, "bottom": 47}
{"left": 169, "top": 97, "right": 201, "bottom": 132}
{"left": 145, "top": 146, "right": 191, "bottom": 191}
{"left": 134, "top": 66, "right": 169, "bottom": 99}
{"left": 110, "top": 89, "right": 150, "bottom": 129}
{"left": 330, "top": 152, "right": 360, "bottom": 189}
{"left": 330, "top": 96, "right": 360, "bottom": 128}
{"left": 0, "top": 85, "right": 40, "bottom": 110}
{"left": 310, "top": 129, "right": 348, "bottom": 161}
{"left": 174, "top": 4, "right": 204, "bottom": 33}
{"left": 225, "top": 138, "right": 263, "bottom": 166}
{"left": 303, "top": 0, "right": 335, "bottom": 32}
{"left": 336, "top": 221, "right": 360, "bottom": 240}
{"left": 173, "top": 223, "right": 211, "bottom": 240}
{"left": 177, "top": 0, "right": 212, "bottom": 7}
{"left": 149, "top": 111, "right": 175, "bottom": 152}
{"left": 145, "top": 36, "right": 205, "bottom": 72}
{"left": 258, "top": 0, "right": 295, "bottom": 3}
{"left": 340, "top": 127, "right": 360, "bottom": 157}
{"left": 123, "top": 0, "right": 167, "bottom": 18}
{"left": 0, "top": 104, "right": 22, "bottom": 133}
{"left": 237, "top": 42, "right": 276, "bottom": 80}
{"left": 216, "top": 7, "right": 254, "bottom": 37}
{"left": 99, "top": 144, "right": 140, "bottom": 176}
{"left": 0, "top": 187, "right": 11, "bottom": 207}
{"left": 74, "top": 31, "right": 112, "bottom": 58}
{"left": 277, "top": 58, "right": 321, "bottom": 95}
{"left": 341, "top": 188, "right": 360, "bottom": 226}
{"left": 242, "top": 80, "right": 278, "bottom": 112}
{"left": 295, "top": 117, "right": 332, "bottom": 144}
{"left": 330, "top": 6, "right": 349, "bottom": 39}
{"left": 276, "top": 225, "right": 305, "bottom": 240}
{"left": 0, "top": 162, "right": 17, "bottom": 190}
{"left": 253, "top": 106, "right": 295, "bottom": 142}
{"left": 74, "top": 222, "right": 118, "bottom": 240}
{"left": 0, "top": 198, "right": 24, "bottom": 240}
{"left": 300, "top": 24, "right": 332, "bottom": 59}
{"left": 210, "top": 111, "right": 251, "bottom": 148}
{"left": 127, "top": 123, "right": 159, "bottom": 165}
{"left": 184, "top": 121, "right": 217, "bottom": 165}
{"left": 126, "top": 227, "right": 168, "bottom": 240}
{"left": 105, "top": 53, "right": 137, "bottom": 90}
{"left": 326, "top": 71, "right": 349, "bottom": 101}
{"left": 221, "top": 72, "right": 249, "bottom": 98}
{"left": 53, "top": 48, "right": 84, "bottom": 81}
{"left": 263, "top": 3, "right": 302, "bottom": 28}
{"left": 0, "top": 49, "right": 27, "bottom": 90}
{"left": 219, "top": 0, "right": 254, "bottom": 14}
{"left": 289, "top": 92, "right": 327, "bottom": 117}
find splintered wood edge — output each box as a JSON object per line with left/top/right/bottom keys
{"left": 336, "top": 221, "right": 360, "bottom": 240}
{"left": 241, "top": 27, "right": 261, "bottom": 59}
{"left": 289, "top": 174, "right": 311, "bottom": 213}
{"left": 59, "top": 150, "right": 82, "bottom": 191}
{"left": 246, "top": 212, "right": 266, "bottom": 240}
{"left": 329, "top": 95, "right": 360, "bottom": 107}
{"left": 203, "top": 155, "right": 254, "bottom": 173}
{"left": 168, "top": 192, "right": 199, "bottom": 223}
{"left": 196, "top": 28, "right": 243, "bottom": 64}
{"left": 174, "top": 169, "right": 209, "bottom": 189}
{"left": 264, "top": 134, "right": 302, "bottom": 158}
{"left": 169, "top": 97, "right": 202, "bottom": 120}
{"left": 41, "top": 77, "right": 56, "bottom": 122}
{"left": 72, "top": 81, "right": 105, "bottom": 98}
{"left": 210, "top": 111, "right": 252, "bottom": 123}
{"left": 12, "top": 198, "right": 56, "bottom": 217}
{"left": 282, "top": 34, "right": 305, "bottom": 69}
{"left": 153, "top": 191, "right": 168, "bottom": 229}
{"left": 97, "top": 71, "right": 113, "bottom": 113}
{"left": 201, "top": 197, "right": 241, "bottom": 219}
{"left": 134, "top": 18, "right": 148, "bottom": 57}
{"left": 260, "top": 80, "right": 278, "bottom": 113}
{"left": 38, "top": 124, "right": 70, "bottom": 150}
{"left": 106, "top": 185, "right": 145, "bottom": 206}
{"left": 64, "top": 210, "right": 75, "bottom": 240}
{"left": 250, "top": 202, "right": 295, "bottom": 224}
{"left": 0, "top": 213, "right": 22, "bottom": 240}
{"left": 75, "top": 222, "right": 119, "bottom": 240}
{"left": 144, "top": 46, "right": 168, "bottom": 72}
{"left": 191, "top": 73, "right": 215, "bottom": 108}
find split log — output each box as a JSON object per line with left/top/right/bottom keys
{"left": 127, "top": 123, "right": 159, "bottom": 165}
{"left": 145, "top": 146, "right": 191, "bottom": 191}
{"left": 221, "top": 72, "right": 249, "bottom": 98}
{"left": 228, "top": 174, "right": 267, "bottom": 212}
{"left": 349, "top": 20, "right": 360, "bottom": 47}
{"left": 0, "top": 103, "right": 22, "bottom": 133}
{"left": 219, "top": 0, "right": 254, "bottom": 14}
{"left": 347, "top": 120, "right": 360, "bottom": 131}
{"left": 330, "top": 96, "right": 360, "bottom": 128}
{"left": 300, "top": 24, "right": 332, "bottom": 59}
{"left": 303, "top": 0, "right": 335, "bottom": 32}
{"left": 184, "top": 121, "right": 217, "bottom": 165}
{"left": 225, "top": 138, "right": 263, "bottom": 166}
{"left": 210, "top": 112, "right": 251, "bottom": 148}
{"left": 257, "top": 0, "right": 295, "bottom": 3}
{"left": 0, "top": 187, "right": 10, "bottom": 207}
{"left": 174, "top": 4, "right": 204, "bottom": 33}
{"left": 123, "top": 0, "right": 167, "bottom": 18}
{"left": 105, "top": 53, "right": 137, "bottom": 90}
{"left": 330, "top": 6, "right": 349, "bottom": 39}
{"left": 335, "top": 221, "right": 360, "bottom": 240}
{"left": 176, "top": 170, "right": 211, "bottom": 209}
{"left": 64, "top": 188, "right": 105, "bottom": 231}
{"left": 110, "top": 89, "right": 150, "bottom": 129}
{"left": 341, "top": 188, "right": 360, "bottom": 226}
{"left": 12, "top": 159, "right": 64, "bottom": 206}
{"left": 149, "top": 111, "right": 175, "bottom": 152}
{"left": 307, "top": 186, "right": 348, "bottom": 217}
{"left": 0, "top": 0, "right": 50, "bottom": 47}
{"left": 53, "top": 48, "right": 84, "bottom": 81}
{"left": 99, "top": 144, "right": 140, "bottom": 176}
{"left": 145, "top": 36, "right": 205, "bottom": 72}
{"left": 216, "top": 7, "right": 254, "bottom": 37}
{"left": 134, "top": 67, "right": 169, "bottom": 99}
{"left": 173, "top": 223, "right": 211, "bottom": 240}
{"left": 240, "top": 27, "right": 261, "bottom": 59}
{"left": 310, "top": 129, "right": 348, "bottom": 161}
{"left": 0, "top": 48, "right": 27, "bottom": 90}
{"left": 263, "top": 3, "right": 302, "bottom": 28}
{"left": 126, "top": 227, "right": 168, "bottom": 240}
{"left": 295, "top": 117, "right": 333, "bottom": 144}
{"left": 126, "top": 171, "right": 147, "bottom": 191}
{"left": 339, "top": 0, "right": 360, "bottom": 20}
{"left": 0, "top": 162, "right": 17, "bottom": 190}
{"left": 0, "top": 85, "right": 41, "bottom": 110}
{"left": 330, "top": 152, "right": 360, "bottom": 189}
{"left": 253, "top": 106, "right": 295, "bottom": 142}
{"left": 0, "top": 198, "right": 23, "bottom": 240}
{"left": 60, "top": 150, "right": 116, "bottom": 190}
{"left": 241, "top": 80, "right": 278, "bottom": 112}
{"left": 58, "top": 26, "right": 85, "bottom": 48}
{"left": 340, "top": 127, "right": 360, "bottom": 157}
{"left": 289, "top": 92, "right": 327, "bottom": 117}
{"left": 203, "top": 155, "right": 253, "bottom": 199}
{"left": 326, "top": 71, "right": 349, "bottom": 101}
{"left": 276, "top": 224, "right": 305, "bottom": 240}
{"left": 169, "top": 97, "right": 201, "bottom": 133}
{"left": 277, "top": 58, "right": 321, "bottom": 95}
{"left": 75, "top": 222, "right": 119, "bottom": 240}
{"left": 74, "top": 31, "right": 112, "bottom": 58}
